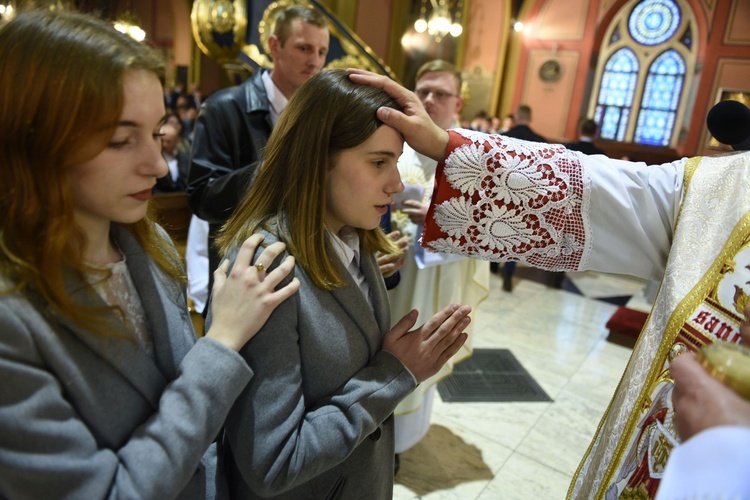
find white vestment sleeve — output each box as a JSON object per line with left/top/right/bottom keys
{"left": 585, "top": 154, "right": 686, "bottom": 281}
{"left": 656, "top": 426, "right": 750, "bottom": 499}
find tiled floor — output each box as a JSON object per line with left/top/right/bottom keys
{"left": 393, "top": 268, "right": 651, "bottom": 499}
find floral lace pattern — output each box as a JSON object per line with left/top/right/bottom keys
{"left": 87, "top": 257, "right": 153, "bottom": 357}
{"left": 422, "top": 129, "right": 591, "bottom": 271}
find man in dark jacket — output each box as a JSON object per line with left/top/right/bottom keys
{"left": 187, "top": 5, "right": 329, "bottom": 280}
{"left": 502, "top": 104, "right": 546, "bottom": 143}
{"left": 566, "top": 118, "right": 606, "bottom": 156}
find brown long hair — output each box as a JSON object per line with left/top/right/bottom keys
{"left": 218, "top": 69, "right": 401, "bottom": 290}
{"left": 0, "top": 10, "right": 183, "bottom": 330}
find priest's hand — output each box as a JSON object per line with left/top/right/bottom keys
{"left": 740, "top": 302, "right": 750, "bottom": 345}
{"left": 383, "top": 304, "right": 471, "bottom": 383}
{"left": 347, "top": 68, "right": 449, "bottom": 162}
{"left": 670, "top": 353, "right": 750, "bottom": 441}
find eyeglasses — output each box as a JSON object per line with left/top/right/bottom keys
{"left": 415, "top": 88, "right": 458, "bottom": 102}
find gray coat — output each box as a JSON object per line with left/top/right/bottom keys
{"left": 221, "top": 229, "right": 417, "bottom": 499}
{"left": 0, "top": 225, "right": 252, "bottom": 499}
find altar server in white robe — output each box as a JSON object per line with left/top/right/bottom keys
{"left": 389, "top": 60, "right": 489, "bottom": 454}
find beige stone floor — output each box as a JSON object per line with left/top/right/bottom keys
{"left": 393, "top": 270, "right": 648, "bottom": 499}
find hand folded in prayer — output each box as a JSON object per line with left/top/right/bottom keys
{"left": 383, "top": 304, "right": 471, "bottom": 383}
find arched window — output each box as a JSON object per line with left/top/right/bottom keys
{"left": 590, "top": 0, "right": 697, "bottom": 147}
{"left": 595, "top": 48, "right": 639, "bottom": 141}
{"left": 634, "top": 49, "right": 686, "bottom": 146}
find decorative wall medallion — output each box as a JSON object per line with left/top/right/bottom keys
{"left": 539, "top": 59, "right": 562, "bottom": 83}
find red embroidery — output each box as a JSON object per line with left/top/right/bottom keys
{"left": 422, "top": 129, "right": 589, "bottom": 271}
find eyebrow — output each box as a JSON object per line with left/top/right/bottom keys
{"left": 116, "top": 114, "right": 169, "bottom": 128}
{"left": 367, "top": 150, "right": 397, "bottom": 158}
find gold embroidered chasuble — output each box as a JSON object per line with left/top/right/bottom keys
{"left": 570, "top": 151, "right": 750, "bottom": 499}
{"left": 420, "top": 129, "right": 750, "bottom": 499}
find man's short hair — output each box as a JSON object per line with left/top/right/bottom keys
{"left": 515, "top": 104, "right": 532, "bottom": 122}
{"left": 580, "top": 118, "right": 598, "bottom": 137}
{"left": 273, "top": 4, "right": 328, "bottom": 44}
{"left": 416, "top": 59, "right": 463, "bottom": 91}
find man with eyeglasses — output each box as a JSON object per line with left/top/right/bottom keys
{"left": 388, "top": 60, "right": 489, "bottom": 465}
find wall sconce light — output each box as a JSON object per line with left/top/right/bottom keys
{"left": 414, "top": 0, "right": 464, "bottom": 42}
{"left": 512, "top": 19, "right": 525, "bottom": 33}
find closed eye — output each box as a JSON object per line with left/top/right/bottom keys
{"left": 108, "top": 139, "right": 130, "bottom": 149}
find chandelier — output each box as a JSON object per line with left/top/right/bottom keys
{"left": 414, "top": 0, "right": 464, "bottom": 42}
{"left": 114, "top": 16, "right": 146, "bottom": 42}
{"left": 0, "top": 1, "right": 14, "bottom": 22}
{"left": 113, "top": 1, "right": 146, "bottom": 42}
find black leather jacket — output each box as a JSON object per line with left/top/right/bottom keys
{"left": 187, "top": 70, "right": 272, "bottom": 224}
{"left": 187, "top": 71, "right": 273, "bottom": 275}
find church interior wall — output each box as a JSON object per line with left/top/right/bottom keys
{"left": 78, "top": 0, "right": 749, "bottom": 160}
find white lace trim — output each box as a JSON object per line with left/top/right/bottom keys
{"left": 424, "top": 129, "right": 592, "bottom": 271}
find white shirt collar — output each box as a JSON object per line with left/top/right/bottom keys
{"left": 327, "top": 226, "right": 360, "bottom": 269}
{"left": 261, "top": 70, "right": 288, "bottom": 127}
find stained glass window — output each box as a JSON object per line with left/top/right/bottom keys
{"left": 590, "top": 0, "right": 695, "bottom": 147}
{"left": 628, "top": 0, "right": 681, "bottom": 46}
{"left": 610, "top": 26, "right": 621, "bottom": 44}
{"left": 595, "top": 48, "right": 639, "bottom": 140}
{"left": 680, "top": 25, "right": 692, "bottom": 49}
{"left": 634, "top": 49, "right": 685, "bottom": 146}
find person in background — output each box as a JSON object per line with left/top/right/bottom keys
{"left": 164, "top": 111, "right": 192, "bottom": 154}
{"left": 188, "top": 4, "right": 330, "bottom": 287}
{"left": 154, "top": 123, "right": 190, "bottom": 193}
{"left": 489, "top": 116, "right": 502, "bottom": 133}
{"left": 186, "top": 215, "right": 211, "bottom": 316}
{"left": 504, "top": 104, "right": 546, "bottom": 143}
{"left": 566, "top": 117, "right": 606, "bottom": 156}
{"left": 378, "top": 208, "right": 409, "bottom": 290}
{"left": 390, "top": 59, "right": 489, "bottom": 462}
{"left": 0, "top": 10, "right": 299, "bottom": 499}
{"left": 499, "top": 113, "right": 515, "bottom": 133}
{"left": 469, "top": 110, "right": 490, "bottom": 132}
{"left": 216, "top": 69, "right": 472, "bottom": 499}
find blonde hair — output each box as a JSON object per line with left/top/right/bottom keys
{"left": 416, "top": 59, "right": 462, "bottom": 91}
{"left": 219, "top": 69, "right": 400, "bottom": 290}
{"left": 0, "top": 10, "right": 183, "bottom": 331}
{"left": 273, "top": 4, "right": 328, "bottom": 44}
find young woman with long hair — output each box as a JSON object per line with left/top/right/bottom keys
{"left": 217, "top": 69, "right": 472, "bottom": 499}
{"left": 0, "top": 10, "right": 299, "bottom": 498}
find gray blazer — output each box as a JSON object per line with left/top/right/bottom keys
{"left": 220, "top": 229, "right": 417, "bottom": 499}
{"left": 0, "top": 225, "right": 252, "bottom": 499}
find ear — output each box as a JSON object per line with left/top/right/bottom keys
{"left": 268, "top": 35, "right": 281, "bottom": 59}
{"left": 454, "top": 96, "right": 465, "bottom": 115}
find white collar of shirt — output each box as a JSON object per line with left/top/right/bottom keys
{"left": 326, "top": 227, "right": 373, "bottom": 310}
{"left": 162, "top": 153, "right": 179, "bottom": 181}
{"left": 327, "top": 226, "right": 361, "bottom": 271}
{"left": 262, "top": 70, "right": 288, "bottom": 127}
